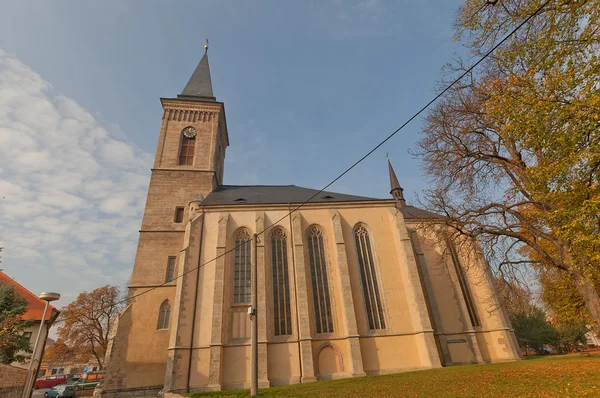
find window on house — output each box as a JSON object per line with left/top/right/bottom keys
{"left": 166, "top": 257, "right": 176, "bottom": 282}
{"left": 271, "top": 228, "right": 292, "bottom": 336}
{"left": 157, "top": 300, "right": 171, "bottom": 330}
{"left": 307, "top": 226, "right": 334, "bottom": 334}
{"left": 22, "top": 332, "right": 32, "bottom": 345}
{"left": 234, "top": 230, "right": 252, "bottom": 304}
{"left": 354, "top": 225, "right": 386, "bottom": 330}
{"left": 449, "top": 244, "right": 480, "bottom": 328}
{"left": 174, "top": 207, "right": 184, "bottom": 223}
{"left": 178, "top": 128, "right": 196, "bottom": 165}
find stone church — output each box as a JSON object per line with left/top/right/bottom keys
{"left": 100, "top": 50, "right": 521, "bottom": 397}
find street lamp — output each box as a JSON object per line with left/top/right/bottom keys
{"left": 21, "top": 292, "right": 60, "bottom": 398}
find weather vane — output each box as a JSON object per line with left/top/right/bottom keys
{"left": 204, "top": 39, "right": 209, "bottom": 54}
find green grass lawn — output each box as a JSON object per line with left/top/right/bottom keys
{"left": 188, "top": 354, "right": 600, "bottom": 397}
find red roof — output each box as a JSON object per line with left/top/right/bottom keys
{"left": 0, "top": 272, "right": 59, "bottom": 321}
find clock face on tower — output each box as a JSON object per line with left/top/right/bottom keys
{"left": 182, "top": 126, "right": 197, "bottom": 138}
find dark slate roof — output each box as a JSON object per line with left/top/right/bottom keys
{"left": 400, "top": 206, "right": 441, "bottom": 219}
{"left": 199, "top": 185, "right": 441, "bottom": 219}
{"left": 201, "top": 185, "right": 378, "bottom": 206}
{"left": 179, "top": 52, "right": 215, "bottom": 100}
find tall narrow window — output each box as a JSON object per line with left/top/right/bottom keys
{"left": 234, "top": 230, "right": 252, "bottom": 304}
{"left": 307, "top": 226, "right": 334, "bottom": 333}
{"left": 354, "top": 225, "right": 386, "bottom": 330}
{"left": 449, "top": 244, "right": 480, "bottom": 327}
{"left": 174, "top": 207, "right": 184, "bottom": 223}
{"left": 157, "top": 300, "right": 171, "bottom": 330}
{"left": 166, "top": 257, "right": 176, "bottom": 282}
{"left": 271, "top": 228, "right": 292, "bottom": 336}
{"left": 178, "top": 127, "right": 197, "bottom": 165}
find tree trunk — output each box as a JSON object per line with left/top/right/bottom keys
{"left": 571, "top": 268, "right": 600, "bottom": 330}
{"left": 92, "top": 350, "right": 103, "bottom": 370}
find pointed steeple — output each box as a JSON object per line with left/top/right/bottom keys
{"left": 178, "top": 42, "right": 215, "bottom": 101}
{"left": 387, "top": 158, "right": 406, "bottom": 208}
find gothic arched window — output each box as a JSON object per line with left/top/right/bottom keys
{"left": 157, "top": 300, "right": 171, "bottom": 330}
{"left": 178, "top": 127, "right": 197, "bottom": 165}
{"left": 307, "top": 226, "right": 334, "bottom": 333}
{"left": 354, "top": 225, "right": 386, "bottom": 330}
{"left": 449, "top": 243, "right": 480, "bottom": 327}
{"left": 271, "top": 228, "right": 292, "bottom": 336}
{"left": 234, "top": 230, "right": 252, "bottom": 304}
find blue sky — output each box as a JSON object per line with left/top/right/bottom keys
{"left": 0, "top": 0, "right": 466, "bottom": 307}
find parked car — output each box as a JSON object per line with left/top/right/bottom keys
{"left": 93, "top": 382, "right": 102, "bottom": 397}
{"left": 43, "top": 384, "right": 77, "bottom": 398}
{"left": 72, "top": 371, "right": 103, "bottom": 390}
{"left": 71, "top": 373, "right": 82, "bottom": 381}
{"left": 35, "top": 374, "right": 68, "bottom": 389}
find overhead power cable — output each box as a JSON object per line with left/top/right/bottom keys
{"left": 106, "top": 0, "right": 552, "bottom": 310}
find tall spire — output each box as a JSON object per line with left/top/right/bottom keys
{"left": 178, "top": 42, "right": 215, "bottom": 101}
{"left": 387, "top": 158, "right": 406, "bottom": 208}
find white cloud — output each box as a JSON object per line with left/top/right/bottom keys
{"left": 0, "top": 48, "right": 151, "bottom": 307}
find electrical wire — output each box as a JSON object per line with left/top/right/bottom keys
{"left": 106, "top": 0, "right": 552, "bottom": 310}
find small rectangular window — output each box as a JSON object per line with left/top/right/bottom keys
{"left": 174, "top": 207, "right": 184, "bottom": 223}
{"left": 166, "top": 257, "right": 176, "bottom": 282}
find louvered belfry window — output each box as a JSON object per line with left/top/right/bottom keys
{"left": 178, "top": 135, "right": 196, "bottom": 165}
{"left": 271, "top": 228, "right": 292, "bottom": 336}
{"left": 234, "top": 230, "right": 252, "bottom": 304}
{"left": 354, "top": 225, "right": 386, "bottom": 330}
{"left": 307, "top": 226, "right": 334, "bottom": 333}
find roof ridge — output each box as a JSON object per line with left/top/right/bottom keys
{"left": 0, "top": 272, "right": 58, "bottom": 319}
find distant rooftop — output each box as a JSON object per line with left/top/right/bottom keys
{"left": 0, "top": 271, "right": 59, "bottom": 321}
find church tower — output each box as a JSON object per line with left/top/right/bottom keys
{"left": 144, "top": 46, "right": 228, "bottom": 231}
{"left": 129, "top": 45, "right": 228, "bottom": 294}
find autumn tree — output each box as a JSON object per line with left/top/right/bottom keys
{"left": 511, "top": 304, "right": 558, "bottom": 353}
{"left": 0, "top": 283, "right": 33, "bottom": 363}
{"left": 495, "top": 276, "right": 533, "bottom": 317}
{"left": 415, "top": 0, "right": 600, "bottom": 328}
{"left": 540, "top": 268, "right": 599, "bottom": 326}
{"left": 55, "top": 285, "right": 123, "bottom": 369}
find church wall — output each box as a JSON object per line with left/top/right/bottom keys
{"left": 188, "top": 349, "right": 211, "bottom": 388}
{"left": 359, "top": 335, "right": 428, "bottom": 375}
{"left": 410, "top": 226, "right": 520, "bottom": 364}
{"left": 411, "top": 228, "right": 468, "bottom": 334}
{"left": 222, "top": 346, "right": 250, "bottom": 389}
{"left": 267, "top": 342, "right": 300, "bottom": 386}
{"left": 130, "top": 231, "right": 183, "bottom": 285}
{"left": 123, "top": 287, "right": 175, "bottom": 389}
{"left": 337, "top": 207, "right": 413, "bottom": 336}
{"left": 295, "top": 209, "right": 350, "bottom": 338}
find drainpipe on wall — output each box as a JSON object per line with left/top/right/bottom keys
{"left": 288, "top": 203, "right": 303, "bottom": 382}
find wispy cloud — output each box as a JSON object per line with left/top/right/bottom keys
{"left": 310, "top": 0, "right": 388, "bottom": 40}
{"left": 0, "top": 49, "right": 151, "bottom": 305}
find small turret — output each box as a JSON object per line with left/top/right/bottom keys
{"left": 387, "top": 158, "right": 406, "bottom": 208}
